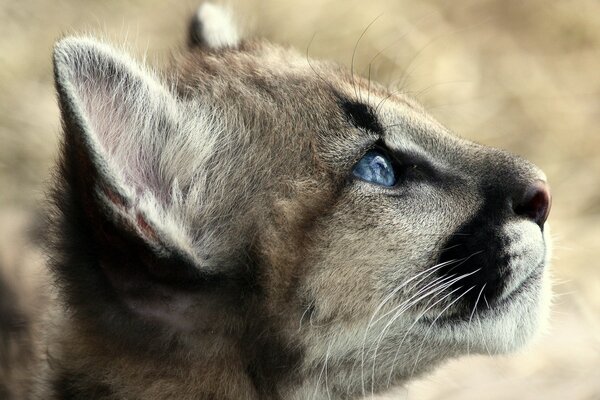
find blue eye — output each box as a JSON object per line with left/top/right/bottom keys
{"left": 352, "top": 150, "right": 397, "bottom": 187}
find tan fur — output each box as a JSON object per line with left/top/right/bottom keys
{"left": 1, "top": 4, "right": 551, "bottom": 399}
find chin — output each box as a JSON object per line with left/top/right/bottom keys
{"left": 434, "top": 248, "right": 552, "bottom": 356}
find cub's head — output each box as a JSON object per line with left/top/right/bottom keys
{"left": 49, "top": 3, "right": 551, "bottom": 398}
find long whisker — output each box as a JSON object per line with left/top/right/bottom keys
{"left": 374, "top": 88, "right": 408, "bottom": 114}
{"left": 324, "top": 340, "right": 332, "bottom": 400}
{"left": 367, "top": 63, "right": 373, "bottom": 105}
{"left": 357, "top": 259, "right": 461, "bottom": 395}
{"left": 353, "top": 273, "right": 452, "bottom": 387}
{"left": 351, "top": 14, "right": 383, "bottom": 102}
{"left": 305, "top": 31, "right": 338, "bottom": 94}
{"left": 372, "top": 270, "right": 456, "bottom": 326}
{"left": 372, "top": 283, "right": 466, "bottom": 395}
{"left": 442, "top": 250, "right": 484, "bottom": 275}
{"left": 312, "top": 337, "right": 333, "bottom": 400}
{"left": 384, "top": 282, "right": 471, "bottom": 387}
{"left": 370, "top": 269, "right": 481, "bottom": 393}
{"left": 365, "top": 10, "right": 441, "bottom": 91}
{"left": 365, "top": 267, "right": 480, "bottom": 396}
{"left": 396, "top": 19, "right": 493, "bottom": 93}
{"left": 476, "top": 311, "right": 493, "bottom": 357}
{"left": 467, "top": 283, "right": 486, "bottom": 356}
{"left": 409, "top": 286, "right": 476, "bottom": 378}
{"left": 373, "top": 259, "right": 480, "bottom": 325}
{"left": 298, "top": 300, "right": 315, "bottom": 331}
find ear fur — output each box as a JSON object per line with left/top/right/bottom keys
{"left": 52, "top": 37, "right": 221, "bottom": 335}
{"left": 53, "top": 37, "right": 201, "bottom": 265}
{"left": 188, "top": 3, "right": 240, "bottom": 49}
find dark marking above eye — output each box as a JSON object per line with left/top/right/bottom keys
{"left": 339, "top": 99, "right": 384, "bottom": 135}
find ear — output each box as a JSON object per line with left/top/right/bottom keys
{"left": 188, "top": 3, "right": 240, "bottom": 49}
{"left": 53, "top": 38, "right": 219, "bottom": 333}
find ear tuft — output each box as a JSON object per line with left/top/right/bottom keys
{"left": 188, "top": 3, "right": 240, "bottom": 49}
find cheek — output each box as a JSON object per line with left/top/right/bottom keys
{"left": 301, "top": 230, "right": 385, "bottom": 322}
{"left": 299, "top": 202, "right": 453, "bottom": 323}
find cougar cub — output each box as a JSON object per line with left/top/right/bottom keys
{"left": 28, "top": 3, "right": 553, "bottom": 399}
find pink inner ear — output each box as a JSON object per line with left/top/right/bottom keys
{"left": 103, "top": 186, "right": 128, "bottom": 209}
{"left": 136, "top": 212, "right": 158, "bottom": 242}
{"left": 82, "top": 89, "right": 170, "bottom": 206}
{"left": 102, "top": 186, "right": 159, "bottom": 243}
{"left": 58, "top": 38, "right": 176, "bottom": 208}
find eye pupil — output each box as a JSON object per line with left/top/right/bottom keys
{"left": 352, "top": 150, "right": 397, "bottom": 187}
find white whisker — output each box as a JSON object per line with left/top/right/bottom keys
{"left": 409, "top": 285, "right": 477, "bottom": 379}
{"left": 368, "top": 268, "right": 481, "bottom": 395}
{"left": 466, "top": 283, "right": 486, "bottom": 356}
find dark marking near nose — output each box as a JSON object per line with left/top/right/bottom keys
{"left": 435, "top": 174, "right": 550, "bottom": 311}
{"left": 435, "top": 197, "right": 509, "bottom": 309}
{"left": 339, "top": 99, "right": 383, "bottom": 135}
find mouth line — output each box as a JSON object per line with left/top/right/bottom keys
{"left": 494, "top": 260, "right": 545, "bottom": 308}
{"left": 420, "top": 261, "right": 545, "bottom": 325}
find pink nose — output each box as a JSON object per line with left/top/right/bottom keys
{"left": 514, "top": 180, "right": 551, "bottom": 228}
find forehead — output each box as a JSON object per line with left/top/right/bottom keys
{"left": 177, "top": 40, "right": 454, "bottom": 156}
{"left": 178, "top": 42, "right": 333, "bottom": 95}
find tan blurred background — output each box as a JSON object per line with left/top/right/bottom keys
{"left": 0, "top": 0, "right": 599, "bottom": 398}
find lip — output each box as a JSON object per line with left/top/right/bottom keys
{"left": 420, "top": 261, "right": 545, "bottom": 325}
{"left": 491, "top": 261, "right": 544, "bottom": 309}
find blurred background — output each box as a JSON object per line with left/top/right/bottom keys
{"left": 0, "top": 0, "right": 598, "bottom": 398}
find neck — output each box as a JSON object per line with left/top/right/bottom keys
{"left": 39, "top": 315, "right": 307, "bottom": 400}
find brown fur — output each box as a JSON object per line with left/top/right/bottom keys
{"left": 2, "top": 5, "right": 551, "bottom": 399}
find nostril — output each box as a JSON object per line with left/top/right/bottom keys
{"left": 514, "top": 180, "right": 551, "bottom": 228}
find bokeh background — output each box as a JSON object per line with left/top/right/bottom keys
{"left": 0, "top": 0, "right": 599, "bottom": 398}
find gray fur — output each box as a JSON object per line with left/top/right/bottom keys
{"left": 20, "top": 3, "right": 553, "bottom": 399}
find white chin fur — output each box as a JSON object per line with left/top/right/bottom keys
{"left": 431, "top": 222, "right": 552, "bottom": 355}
